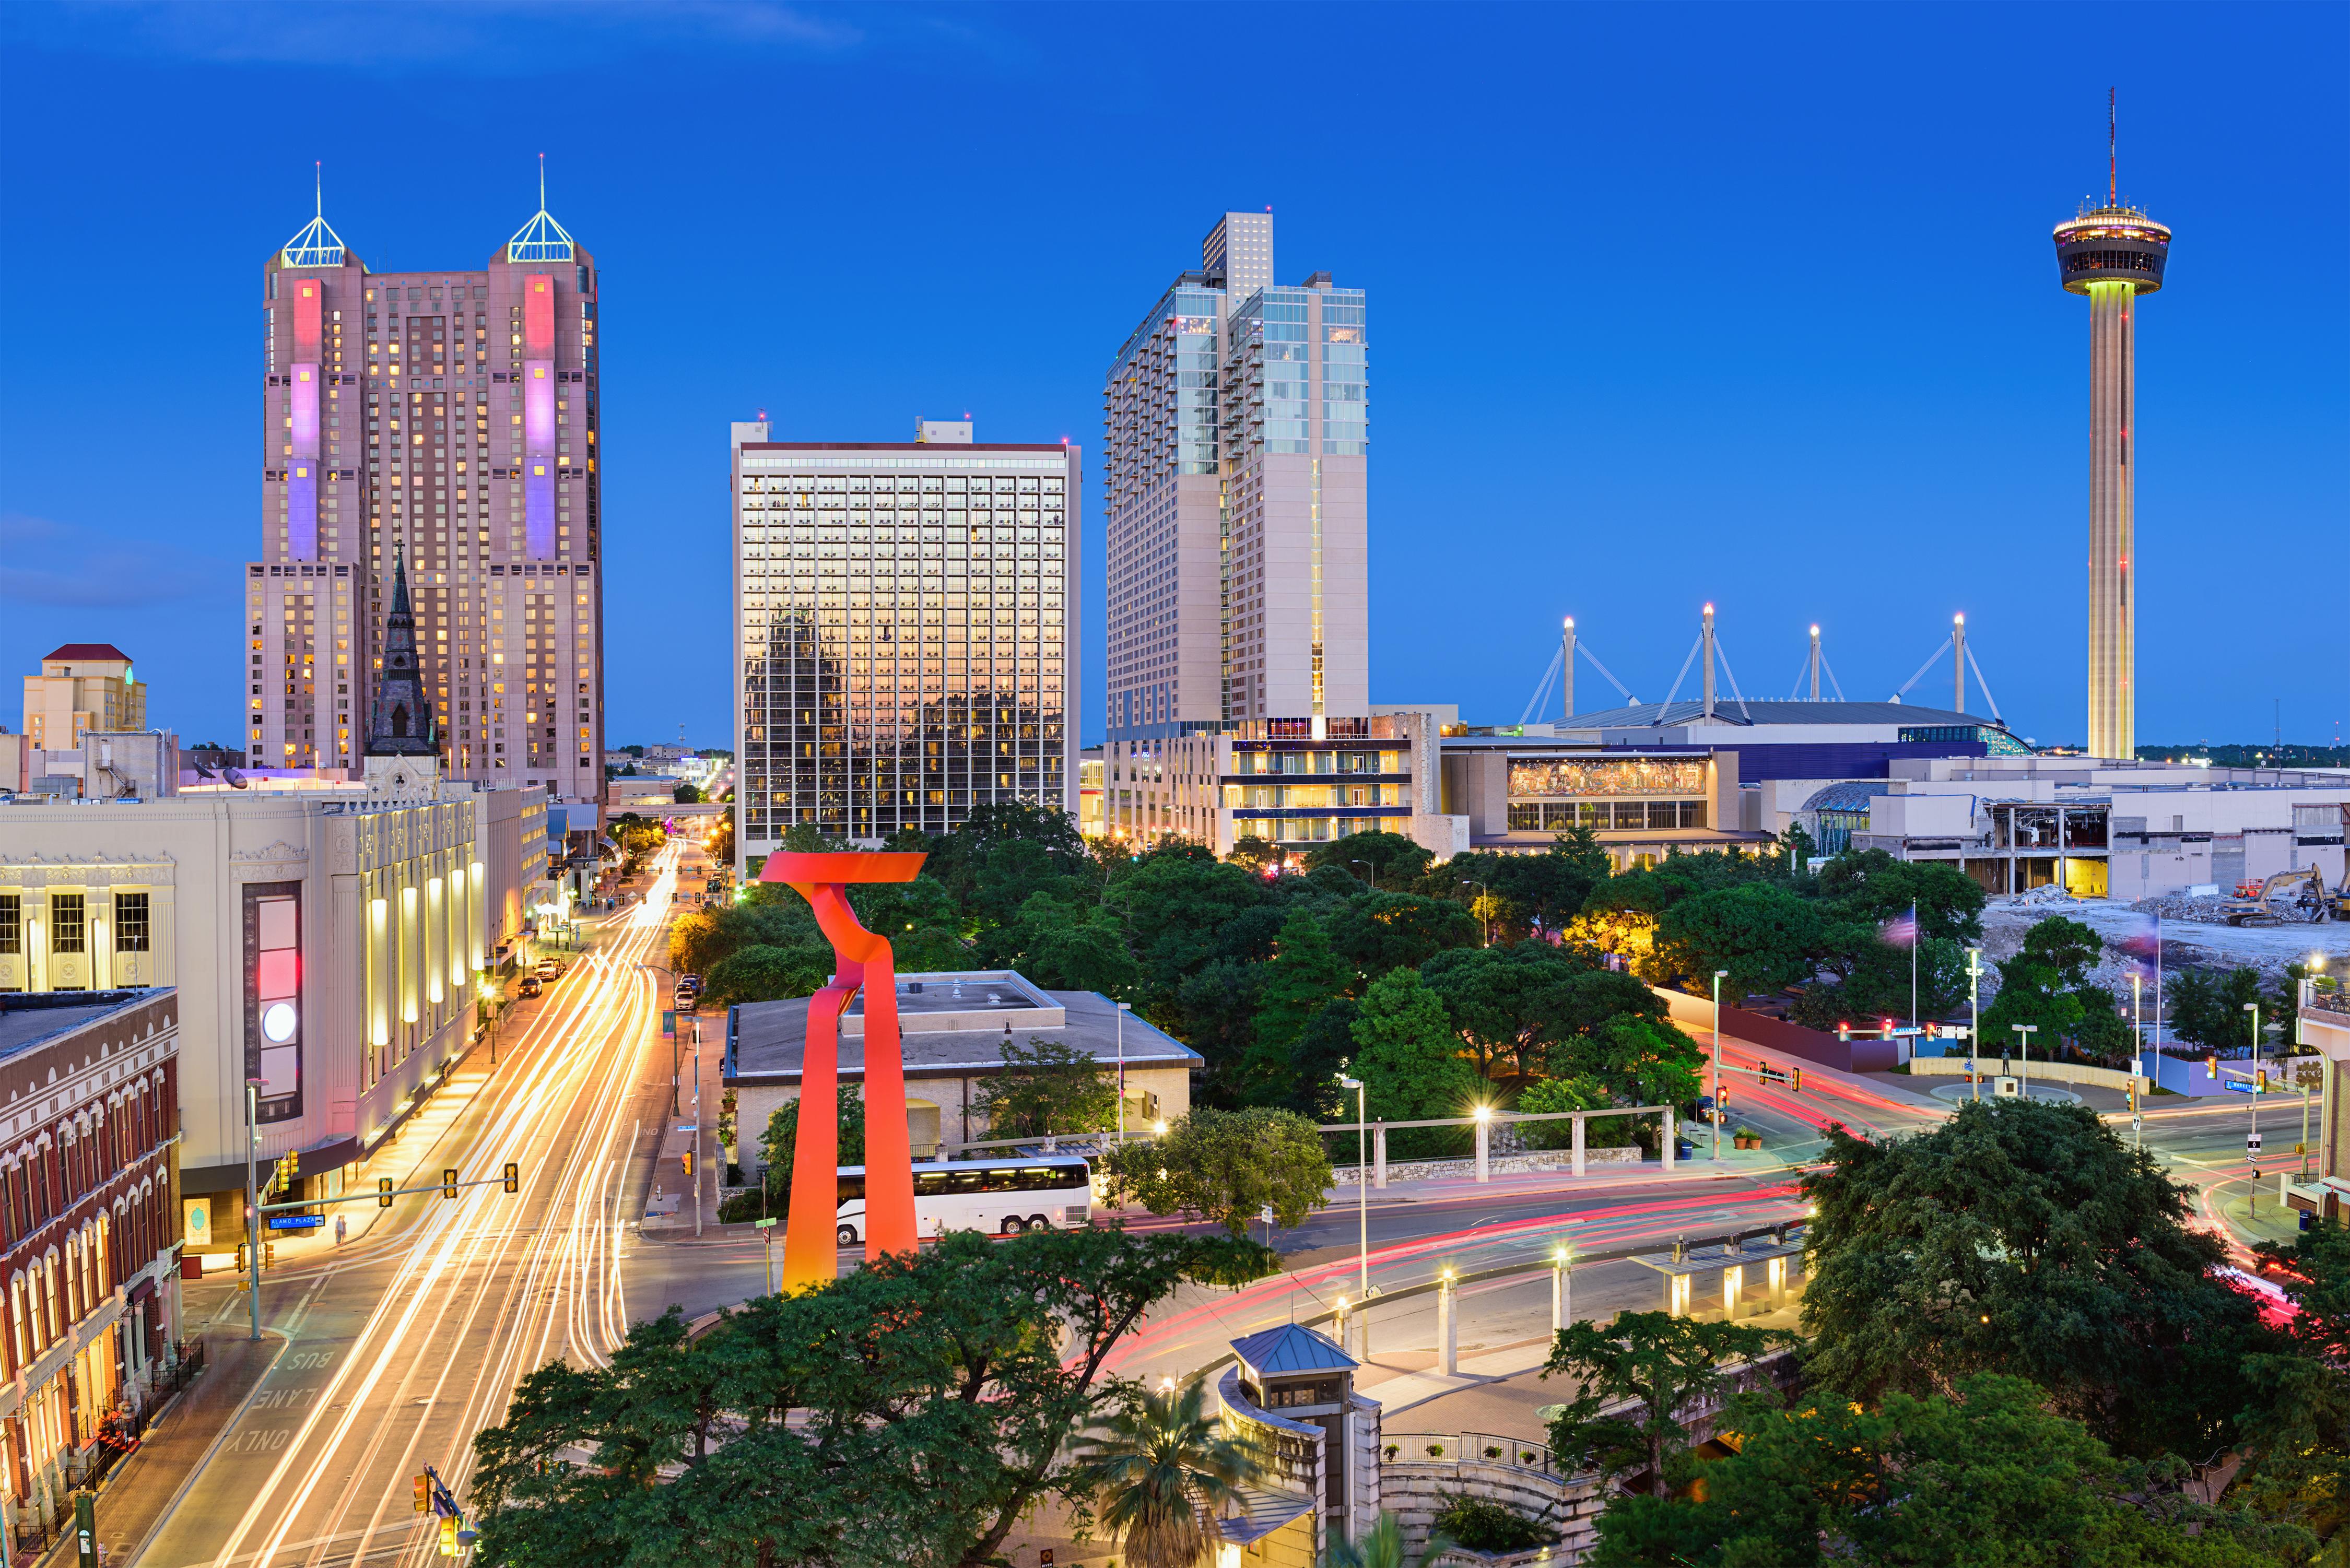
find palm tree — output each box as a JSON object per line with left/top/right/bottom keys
{"left": 1071, "top": 1381, "right": 1266, "bottom": 1568}
{"left": 1319, "top": 1512, "right": 1453, "bottom": 1568}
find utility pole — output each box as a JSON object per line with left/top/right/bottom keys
{"left": 2245, "top": 1001, "right": 2263, "bottom": 1216}
{"left": 244, "top": 1077, "right": 266, "bottom": 1341}
{"left": 2011, "top": 1024, "right": 2038, "bottom": 1097}
{"left": 1711, "top": 969, "right": 1729, "bottom": 1161}
{"left": 1967, "top": 948, "right": 1983, "bottom": 1102}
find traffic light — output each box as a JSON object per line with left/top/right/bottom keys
{"left": 682, "top": 1150, "right": 694, "bottom": 1177}
{"left": 502, "top": 1162, "right": 519, "bottom": 1195}
{"left": 442, "top": 1169, "right": 458, "bottom": 1200}
{"left": 414, "top": 1473, "right": 430, "bottom": 1513}
{"left": 439, "top": 1515, "right": 459, "bottom": 1556}
{"left": 2207, "top": 1055, "right": 2219, "bottom": 1078}
{"left": 2258, "top": 1068, "right": 2270, "bottom": 1093}
{"left": 235, "top": 1243, "right": 248, "bottom": 1272}
{"left": 263, "top": 1242, "right": 276, "bottom": 1270}
{"left": 1790, "top": 1068, "right": 1803, "bottom": 1094}
{"left": 379, "top": 1176, "right": 394, "bottom": 1209}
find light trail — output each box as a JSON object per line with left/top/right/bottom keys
{"left": 179, "top": 846, "right": 688, "bottom": 1568}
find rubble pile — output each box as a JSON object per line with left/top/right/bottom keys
{"left": 1994, "top": 883, "right": 2082, "bottom": 910}
{"left": 2131, "top": 893, "right": 2240, "bottom": 927}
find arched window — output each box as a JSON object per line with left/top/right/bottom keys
{"left": 41, "top": 1254, "right": 60, "bottom": 1346}
{"left": 63, "top": 1234, "right": 81, "bottom": 1323}
{"left": 7, "top": 1274, "right": 25, "bottom": 1373}
{"left": 95, "top": 1214, "right": 111, "bottom": 1298}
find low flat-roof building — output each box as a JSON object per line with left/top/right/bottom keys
{"left": 723, "top": 969, "right": 1198, "bottom": 1164}
{"left": 1844, "top": 755, "right": 2350, "bottom": 897}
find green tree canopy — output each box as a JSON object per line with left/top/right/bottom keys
{"left": 974, "top": 1036, "right": 1116, "bottom": 1140}
{"left": 1813, "top": 845, "right": 1988, "bottom": 943}
{"left": 1645, "top": 882, "right": 1829, "bottom": 998}
{"left": 1543, "top": 1310, "right": 1791, "bottom": 1497}
{"left": 469, "top": 1227, "right": 1275, "bottom": 1568}
{"left": 703, "top": 944, "right": 831, "bottom": 1010}
{"left": 1103, "top": 1106, "right": 1331, "bottom": 1234}
{"left": 1588, "top": 1373, "right": 2298, "bottom": 1568}
{"left": 754, "top": 1084, "right": 865, "bottom": 1202}
{"left": 1107, "top": 852, "right": 1268, "bottom": 1007}
{"left": 993, "top": 891, "right": 1138, "bottom": 998}
{"left": 1800, "top": 1097, "right": 2280, "bottom": 1461}
{"left": 1348, "top": 967, "right": 1481, "bottom": 1157}
{"left": 1325, "top": 891, "right": 1482, "bottom": 983}
{"left": 1237, "top": 911, "right": 1355, "bottom": 1108}
{"left": 1303, "top": 830, "right": 1434, "bottom": 891}
{"left": 2167, "top": 965, "right": 2267, "bottom": 1053}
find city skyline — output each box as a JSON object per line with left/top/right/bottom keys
{"left": 2, "top": 4, "right": 2344, "bottom": 752}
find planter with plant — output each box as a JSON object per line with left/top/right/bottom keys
{"left": 1430, "top": 1491, "right": 1559, "bottom": 1554}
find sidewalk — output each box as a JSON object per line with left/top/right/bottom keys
{"left": 88, "top": 1334, "right": 278, "bottom": 1568}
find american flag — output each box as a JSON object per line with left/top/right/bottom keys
{"left": 1881, "top": 904, "right": 1919, "bottom": 948}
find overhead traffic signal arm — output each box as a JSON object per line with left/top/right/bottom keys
{"left": 256, "top": 1170, "right": 525, "bottom": 1216}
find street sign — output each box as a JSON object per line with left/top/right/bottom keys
{"left": 754, "top": 1217, "right": 778, "bottom": 1229}
{"left": 265, "top": 1214, "right": 325, "bottom": 1231}
{"left": 2249, "top": 1132, "right": 2265, "bottom": 1157}
{"left": 663, "top": 1010, "right": 676, "bottom": 1039}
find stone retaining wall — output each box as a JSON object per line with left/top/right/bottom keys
{"left": 1334, "top": 1147, "right": 1642, "bottom": 1186}
{"left": 1381, "top": 1458, "right": 1604, "bottom": 1564}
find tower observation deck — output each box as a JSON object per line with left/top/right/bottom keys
{"left": 2053, "top": 99, "right": 2169, "bottom": 762}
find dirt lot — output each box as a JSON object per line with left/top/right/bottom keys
{"left": 1978, "top": 890, "right": 2350, "bottom": 996}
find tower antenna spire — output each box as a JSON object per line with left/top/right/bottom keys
{"left": 538, "top": 151, "right": 546, "bottom": 211}
{"left": 315, "top": 160, "right": 323, "bottom": 219}
{"left": 2115, "top": 87, "right": 2134, "bottom": 208}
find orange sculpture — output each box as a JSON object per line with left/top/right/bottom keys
{"left": 758, "top": 849, "right": 925, "bottom": 1289}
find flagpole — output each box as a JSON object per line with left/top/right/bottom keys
{"left": 1909, "top": 901, "right": 1918, "bottom": 1031}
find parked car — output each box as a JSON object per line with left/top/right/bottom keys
{"left": 535, "top": 958, "right": 563, "bottom": 981}
{"left": 516, "top": 976, "right": 543, "bottom": 998}
{"left": 680, "top": 973, "right": 704, "bottom": 996}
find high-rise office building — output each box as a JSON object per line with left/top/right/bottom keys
{"left": 1102, "top": 212, "right": 1367, "bottom": 741}
{"left": 730, "top": 421, "right": 1079, "bottom": 866}
{"left": 2052, "top": 99, "right": 2168, "bottom": 759}
{"left": 245, "top": 176, "right": 605, "bottom": 814}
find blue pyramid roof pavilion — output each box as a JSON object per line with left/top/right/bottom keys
{"left": 1230, "top": 1323, "right": 1356, "bottom": 1377}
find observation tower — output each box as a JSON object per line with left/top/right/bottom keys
{"left": 2052, "top": 90, "right": 2169, "bottom": 760}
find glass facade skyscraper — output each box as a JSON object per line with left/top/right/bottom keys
{"left": 731, "top": 425, "right": 1079, "bottom": 865}
{"left": 1101, "top": 213, "right": 1368, "bottom": 742}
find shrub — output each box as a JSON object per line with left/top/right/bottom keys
{"left": 1431, "top": 1491, "right": 1558, "bottom": 1553}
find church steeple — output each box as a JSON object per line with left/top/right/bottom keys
{"left": 367, "top": 552, "right": 438, "bottom": 759}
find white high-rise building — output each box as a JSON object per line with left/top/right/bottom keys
{"left": 1101, "top": 212, "right": 1368, "bottom": 742}
{"left": 730, "top": 421, "right": 1080, "bottom": 865}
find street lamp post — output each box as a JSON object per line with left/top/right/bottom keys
{"left": 641, "top": 961, "right": 681, "bottom": 1115}
{"left": 1115, "top": 1001, "right": 1133, "bottom": 1143}
{"left": 1711, "top": 970, "right": 1729, "bottom": 1161}
{"left": 1337, "top": 1075, "right": 1369, "bottom": 1307}
{"left": 244, "top": 1077, "right": 266, "bottom": 1342}
{"left": 2010, "top": 1023, "right": 2038, "bottom": 1097}
{"left": 2246, "top": 1001, "right": 2263, "bottom": 1215}
{"left": 1967, "top": 948, "right": 1983, "bottom": 1103}
{"left": 1459, "top": 880, "right": 1490, "bottom": 947}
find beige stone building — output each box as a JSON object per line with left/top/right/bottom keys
{"left": 722, "top": 970, "right": 1197, "bottom": 1165}
{"left": 20, "top": 645, "right": 145, "bottom": 756}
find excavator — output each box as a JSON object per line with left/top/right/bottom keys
{"left": 2224, "top": 867, "right": 2332, "bottom": 926}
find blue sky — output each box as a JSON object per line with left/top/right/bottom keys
{"left": 1, "top": 1, "right": 2342, "bottom": 753}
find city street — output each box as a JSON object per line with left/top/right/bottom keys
{"left": 105, "top": 839, "right": 2318, "bottom": 1566}
{"left": 130, "top": 844, "right": 691, "bottom": 1568}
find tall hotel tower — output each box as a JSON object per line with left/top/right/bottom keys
{"left": 1102, "top": 213, "right": 1368, "bottom": 740}
{"left": 2052, "top": 101, "right": 2169, "bottom": 760}
{"left": 247, "top": 178, "right": 605, "bottom": 810}
{"left": 731, "top": 420, "right": 1079, "bottom": 865}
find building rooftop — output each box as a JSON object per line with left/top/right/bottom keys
{"left": 506, "top": 205, "right": 576, "bottom": 264}
{"left": 279, "top": 214, "right": 347, "bottom": 270}
{"left": 1565, "top": 699, "right": 1997, "bottom": 730}
{"left": 1231, "top": 1323, "right": 1357, "bottom": 1377}
{"left": 41, "top": 644, "right": 133, "bottom": 665}
{"left": 0, "top": 989, "right": 158, "bottom": 1064}
{"left": 725, "top": 970, "right": 1201, "bottom": 1085}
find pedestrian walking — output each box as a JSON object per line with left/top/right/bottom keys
{"left": 334, "top": 1211, "right": 347, "bottom": 1246}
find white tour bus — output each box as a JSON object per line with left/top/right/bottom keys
{"left": 832, "top": 1156, "right": 1093, "bottom": 1244}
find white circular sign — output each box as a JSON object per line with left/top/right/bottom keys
{"left": 262, "top": 1001, "right": 298, "bottom": 1043}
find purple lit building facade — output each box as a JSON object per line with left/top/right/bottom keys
{"left": 245, "top": 194, "right": 605, "bottom": 810}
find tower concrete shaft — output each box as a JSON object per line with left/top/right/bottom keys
{"left": 2085, "top": 280, "right": 2136, "bottom": 758}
